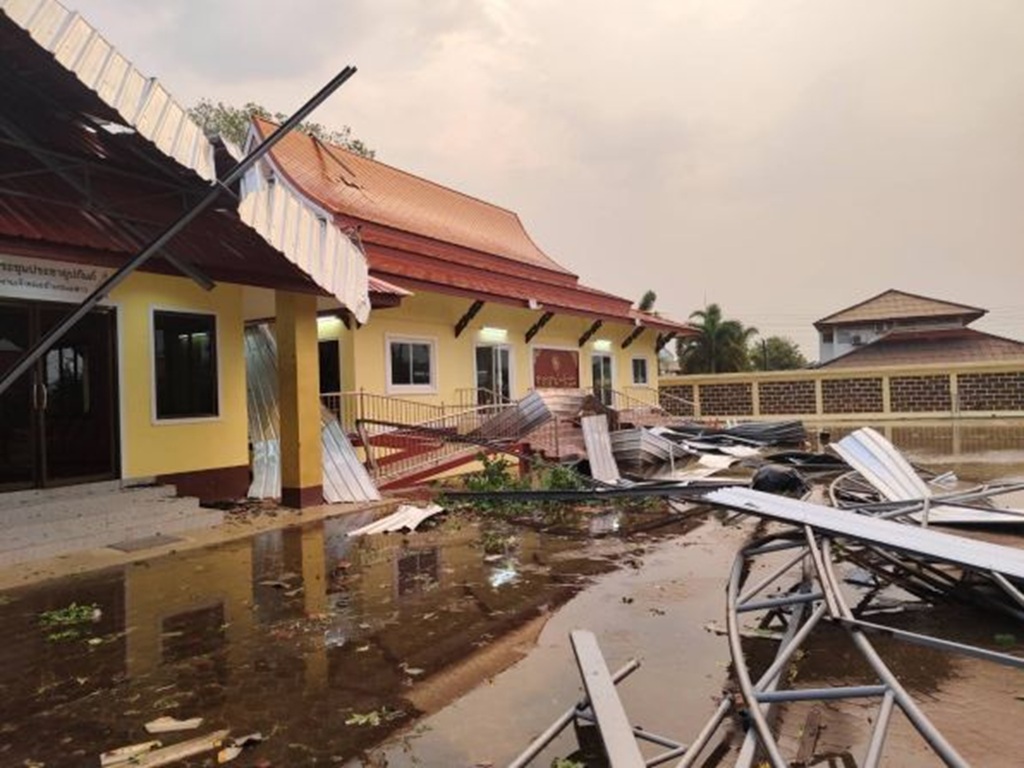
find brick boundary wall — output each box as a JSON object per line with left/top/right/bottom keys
{"left": 822, "top": 377, "right": 884, "bottom": 414}
{"left": 890, "top": 375, "right": 951, "bottom": 413}
{"left": 958, "top": 372, "right": 1024, "bottom": 412}
{"left": 659, "top": 384, "right": 695, "bottom": 417}
{"left": 658, "top": 362, "right": 1024, "bottom": 419}
{"left": 760, "top": 380, "right": 816, "bottom": 415}
{"left": 699, "top": 382, "right": 753, "bottom": 416}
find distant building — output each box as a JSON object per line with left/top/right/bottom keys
{"left": 815, "top": 289, "right": 1024, "bottom": 368}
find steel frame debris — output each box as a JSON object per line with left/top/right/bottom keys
{"left": 0, "top": 65, "right": 358, "bottom": 398}
{"left": 700, "top": 488, "right": 1024, "bottom": 767}
{"left": 510, "top": 488, "right": 1024, "bottom": 767}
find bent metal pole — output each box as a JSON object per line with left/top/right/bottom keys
{"left": 0, "top": 65, "right": 358, "bottom": 399}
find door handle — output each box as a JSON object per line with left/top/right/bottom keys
{"left": 32, "top": 380, "right": 47, "bottom": 411}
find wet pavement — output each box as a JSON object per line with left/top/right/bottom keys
{"left": 0, "top": 499, "right": 728, "bottom": 767}
{"left": 2, "top": 419, "right": 1024, "bottom": 767}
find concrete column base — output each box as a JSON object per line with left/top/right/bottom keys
{"left": 281, "top": 485, "right": 323, "bottom": 509}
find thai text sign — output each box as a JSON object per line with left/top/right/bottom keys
{"left": 533, "top": 348, "right": 580, "bottom": 388}
{"left": 0, "top": 254, "right": 113, "bottom": 304}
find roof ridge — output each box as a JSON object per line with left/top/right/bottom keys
{"left": 815, "top": 288, "right": 988, "bottom": 327}
{"left": 255, "top": 116, "right": 536, "bottom": 220}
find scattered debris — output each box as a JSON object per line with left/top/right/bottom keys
{"left": 344, "top": 708, "right": 404, "bottom": 728}
{"left": 38, "top": 602, "right": 101, "bottom": 642}
{"left": 145, "top": 716, "right": 204, "bottom": 734}
{"left": 216, "top": 732, "right": 264, "bottom": 764}
{"left": 831, "top": 427, "right": 1024, "bottom": 525}
{"left": 751, "top": 465, "right": 809, "bottom": 496}
{"left": 347, "top": 504, "right": 446, "bottom": 537}
{"left": 125, "top": 730, "right": 230, "bottom": 768}
{"left": 792, "top": 706, "right": 823, "bottom": 767}
{"left": 99, "top": 740, "right": 162, "bottom": 766}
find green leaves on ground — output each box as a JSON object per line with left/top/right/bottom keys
{"left": 39, "top": 602, "right": 101, "bottom": 642}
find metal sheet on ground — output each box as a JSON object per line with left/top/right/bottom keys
{"left": 582, "top": 414, "right": 621, "bottom": 484}
{"left": 704, "top": 487, "right": 1024, "bottom": 580}
{"left": 833, "top": 427, "right": 1023, "bottom": 524}
{"left": 569, "top": 630, "right": 645, "bottom": 768}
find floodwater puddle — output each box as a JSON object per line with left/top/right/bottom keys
{"left": 0, "top": 508, "right": 703, "bottom": 766}
{"left": 4, "top": 421, "right": 1024, "bottom": 766}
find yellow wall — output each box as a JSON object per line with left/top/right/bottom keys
{"left": 111, "top": 272, "right": 248, "bottom": 478}
{"left": 320, "top": 290, "right": 660, "bottom": 403}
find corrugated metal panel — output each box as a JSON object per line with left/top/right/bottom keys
{"left": 346, "top": 504, "right": 443, "bottom": 537}
{"left": 582, "top": 414, "right": 620, "bottom": 484}
{"left": 833, "top": 427, "right": 1024, "bottom": 525}
{"left": 368, "top": 275, "right": 411, "bottom": 297}
{"left": 321, "top": 413, "right": 381, "bottom": 502}
{"left": 0, "top": 0, "right": 215, "bottom": 181}
{"left": 704, "top": 487, "right": 1024, "bottom": 581}
{"left": 245, "top": 324, "right": 380, "bottom": 503}
{"left": 238, "top": 159, "right": 371, "bottom": 323}
{"left": 245, "top": 324, "right": 282, "bottom": 499}
{"left": 832, "top": 427, "right": 929, "bottom": 501}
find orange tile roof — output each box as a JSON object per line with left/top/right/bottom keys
{"left": 820, "top": 328, "right": 1024, "bottom": 368}
{"left": 252, "top": 117, "right": 696, "bottom": 335}
{"left": 253, "top": 117, "right": 572, "bottom": 275}
{"left": 815, "top": 290, "right": 986, "bottom": 328}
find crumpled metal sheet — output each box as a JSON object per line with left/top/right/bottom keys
{"left": 237, "top": 155, "right": 371, "bottom": 324}
{"left": 245, "top": 324, "right": 379, "bottom": 503}
{"left": 1, "top": 0, "right": 216, "bottom": 180}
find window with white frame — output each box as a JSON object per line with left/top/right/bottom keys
{"left": 631, "top": 357, "right": 649, "bottom": 385}
{"left": 387, "top": 336, "right": 436, "bottom": 393}
{"left": 153, "top": 310, "right": 218, "bottom": 419}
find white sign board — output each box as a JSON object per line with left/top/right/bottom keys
{"left": 0, "top": 254, "right": 114, "bottom": 304}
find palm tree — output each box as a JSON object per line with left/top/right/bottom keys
{"left": 638, "top": 290, "right": 657, "bottom": 313}
{"left": 677, "top": 303, "right": 758, "bottom": 373}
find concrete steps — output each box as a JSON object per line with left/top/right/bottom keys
{"left": 0, "top": 481, "right": 223, "bottom": 567}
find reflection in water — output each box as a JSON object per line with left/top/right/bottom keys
{"left": 0, "top": 516, "right": 618, "bottom": 766}
{"left": 821, "top": 419, "right": 1024, "bottom": 467}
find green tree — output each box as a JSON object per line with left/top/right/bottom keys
{"left": 638, "top": 289, "right": 657, "bottom": 312}
{"left": 750, "top": 335, "right": 808, "bottom": 371}
{"left": 188, "top": 99, "right": 375, "bottom": 158}
{"left": 676, "top": 303, "right": 757, "bottom": 374}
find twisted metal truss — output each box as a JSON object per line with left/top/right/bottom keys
{"left": 509, "top": 489, "right": 1024, "bottom": 768}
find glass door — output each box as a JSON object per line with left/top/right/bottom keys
{"left": 591, "top": 353, "right": 613, "bottom": 406}
{"left": 0, "top": 302, "right": 117, "bottom": 490}
{"left": 39, "top": 307, "right": 118, "bottom": 485}
{"left": 0, "top": 304, "right": 34, "bottom": 490}
{"left": 475, "top": 345, "right": 512, "bottom": 406}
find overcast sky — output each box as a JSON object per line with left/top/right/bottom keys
{"left": 72, "top": 0, "right": 1024, "bottom": 357}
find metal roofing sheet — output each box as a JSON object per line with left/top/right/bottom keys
{"left": 832, "top": 427, "right": 1024, "bottom": 525}
{"left": 704, "top": 487, "right": 1024, "bottom": 580}
{"left": 832, "top": 427, "right": 931, "bottom": 501}
{"left": 245, "top": 324, "right": 380, "bottom": 503}
{"left": 0, "top": 0, "right": 215, "bottom": 181}
{"left": 368, "top": 275, "right": 411, "bottom": 297}
{"left": 582, "top": 414, "right": 621, "bottom": 484}
{"left": 238, "top": 159, "right": 371, "bottom": 323}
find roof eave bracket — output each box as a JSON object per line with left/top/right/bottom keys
{"left": 454, "top": 299, "right": 485, "bottom": 338}
{"left": 578, "top": 320, "right": 602, "bottom": 348}
{"left": 621, "top": 326, "right": 645, "bottom": 349}
{"left": 526, "top": 311, "right": 554, "bottom": 343}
